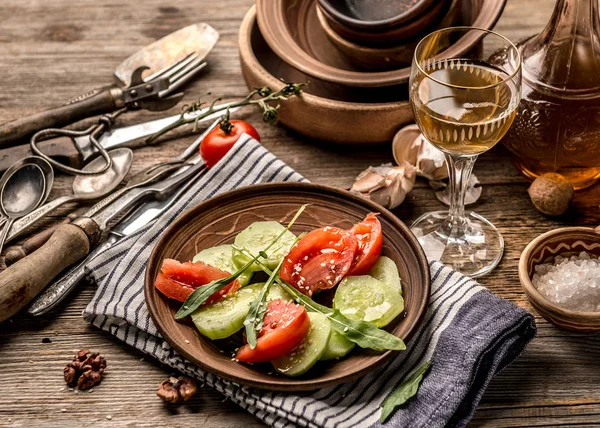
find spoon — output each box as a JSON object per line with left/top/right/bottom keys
{"left": 0, "top": 157, "right": 54, "bottom": 255}
{"left": 5, "top": 148, "right": 133, "bottom": 243}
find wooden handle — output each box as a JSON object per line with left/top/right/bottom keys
{"left": 0, "top": 87, "right": 119, "bottom": 147}
{"left": 0, "top": 223, "right": 92, "bottom": 322}
{"left": 0, "top": 136, "right": 83, "bottom": 173}
{"left": 4, "top": 213, "right": 79, "bottom": 267}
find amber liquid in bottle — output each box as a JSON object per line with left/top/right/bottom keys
{"left": 413, "top": 59, "right": 518, "bottom": 156}
{"left": 492, "top": 0, "right": 600, "bottom": 189}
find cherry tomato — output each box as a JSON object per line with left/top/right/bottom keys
{"left": 154, "top": 259, "right": 241, "bottom": 304}
{"left": 347, "top": 213, "right": 383, "bottom": 275}
{"left": 280, "top": 226, "right": 358, "bottom": 296}
{"left": 200, "top": 120, "right": 260, "bottom": 168}
{"left": 236, "top": 299, "right": 310, "bottom": 363}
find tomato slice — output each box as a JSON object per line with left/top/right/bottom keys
{"left": 154, "top": 259, "right": 240, "bottom": 304}
{"left": 280, "top": 226, "right": 358, "bottom": 296}
{"left": 348, "top": 213, "right": 383, "bottom": 275}
{"left": 236, "top": 299, "right": 310, "bottom": 363}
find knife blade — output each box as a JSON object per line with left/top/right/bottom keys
{"left": 0, "top": 104, "right": 236, "bottom": 174}
{"left": 27, "top": 165, "right": 203, "bottom": 316}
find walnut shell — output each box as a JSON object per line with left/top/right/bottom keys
{"left": 528, "top": 173, "right": 574, "bottom": 216}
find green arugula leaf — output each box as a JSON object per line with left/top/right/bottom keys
{"left": 235, "top": 249, "right": 406, "bottom": 352}
{"left": 242, "top": 255, "right": 286, "bottom": 348}
{"left": 380, "top": 361, "right": 432, "bottom": 423}
{"left": 175, "top": 205, "right": 308, "bottom": 319}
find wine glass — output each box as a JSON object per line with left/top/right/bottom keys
{"left": 409, "top": 27, "right": 522, "bottom": 277}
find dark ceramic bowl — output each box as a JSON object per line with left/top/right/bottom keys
{"left": 317, "top": 0, "right": 437, "bottom": 31}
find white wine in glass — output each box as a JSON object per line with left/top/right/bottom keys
{"left": 409, "top": 28, "right": 522, "bottom": 277}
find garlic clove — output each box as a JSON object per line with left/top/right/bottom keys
{"left": 392, "top": 124, "right": 448, "bottom": 181}
{"left": 434, "top": 174, "right": 482, "bottom": 206}
{"left": 351, "top": 162, "right": 416, "bottom": 209}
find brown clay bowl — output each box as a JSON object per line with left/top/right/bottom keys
{"left": 145, "top": 182, "right": 431, "bottom": 391}
{"left": 318, "top": 0, "right": 451, "bottom": 46}
{"left": 318, "top": 0, "right": 437, "bottom": 31}
{"left": 519, "top": 227, "right": 600, "bottom": 332}
{"left": 239, "top": 6, "right": 414, "bottom": 144}
{"left": 256, "top": 0, "right": 507, "bottom": 87}
{"left": 317, "top": 0, "right": 462, "bottom": 70}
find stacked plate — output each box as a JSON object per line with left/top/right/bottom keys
{"left": 239, "top": 0, "right": 506, "bottom": 144}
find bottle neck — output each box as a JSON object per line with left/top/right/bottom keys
{"left": 522, "top": 0, "right": 600, "bottom": 95}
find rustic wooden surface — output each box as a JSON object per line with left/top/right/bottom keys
{"left": 1, "top": 0, "right": 600, "bottom": 426}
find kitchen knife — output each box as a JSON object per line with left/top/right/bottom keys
{"left": 0, "top": 23, "right": 219, "bottom": 147}
{"left": 27, "top": 167, "right": 202, "bottom": 316}
{"left": 0, "top": 103, "right": 237, "bottom": 173}
{"left": 0, "top": 154, "right": 206, "bottom": 323}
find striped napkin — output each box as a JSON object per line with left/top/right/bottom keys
{"left": 84, "top": 135, "right": 536, "bottom": 428}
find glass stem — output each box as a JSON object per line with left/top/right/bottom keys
{"left": 445, "top": 154, "right": 477, "bottom": 232}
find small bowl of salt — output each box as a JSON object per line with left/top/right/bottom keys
{"left": 519, "top": 227, "right": 600, "bottom": 332}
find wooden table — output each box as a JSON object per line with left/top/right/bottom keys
{"left": 1, "top": 0, "right": 600, "bottom": 426}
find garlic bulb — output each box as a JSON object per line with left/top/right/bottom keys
{"left": 351, "top": 162, "right": 416, "bottom": 209}
{"left": 392, "top": 124, "right": 448, "bottom": 181}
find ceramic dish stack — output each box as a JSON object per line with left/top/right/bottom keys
{"left": 239, "top": 0, "right": 506, "bottom": 144}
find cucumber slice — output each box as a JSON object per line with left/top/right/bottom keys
{"left": 267, "top": 283, "right": 293, "bottom": 303}
{"left": 333, "top": 275, "right": 404, "bottom": 328}
{"left": 191, "top": 283, "right": 263, "bottom": 340}
{"left": 193, "top": 244, "right": 253, "bottom": 286}
{"left": 191, "top": 282, "right": 292, "bottom": 340}
{"left": 368, "top": 256, "right": 402, "bottom": 295}
{"left": 233, "top": 221, "right": 297, "bottom": 272}
{"left": 272, "top": 312, "right": 331, "bottom": 377}
{"left": 321, "top": 327, "right": 355, "bottom": 360}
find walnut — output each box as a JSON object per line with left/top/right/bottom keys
{"left": 64, "top": 349, "right": 107, "bottom": 390}
{"left": 528, "top": 173, "right": 574, "bottom": 216}
{"left": 157, "top": 376, "right": 197, "bottom": 403}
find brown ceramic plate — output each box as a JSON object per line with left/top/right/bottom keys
{"left": 239, "top": 6, "right": 413, "bottom": 144}
{"left": 318, "top": 0, "right": 437, "bottom": 30}
{"left": 256, "top": 0, "right": 506, "bottom": 87}
{"left": 145, "top": 183, "right": 430, "bottom": 391}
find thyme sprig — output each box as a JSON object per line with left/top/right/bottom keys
{"left": 147, "top": 82, "right": 305, "bottom": 143}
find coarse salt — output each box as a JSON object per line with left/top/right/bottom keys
{"left": 532, "top": 251, "right": 600, "bottom": 312}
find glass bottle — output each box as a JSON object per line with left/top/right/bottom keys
{"left": 492, "top": 0, "right": 600, "bottom": 190}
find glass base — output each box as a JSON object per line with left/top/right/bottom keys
{"left": 410, "top": 211, "right": 504, "bottom": 278}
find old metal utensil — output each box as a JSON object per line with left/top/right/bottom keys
{"left": 0, "top": 23, "right": 219, "bottom": 146}
{"left": 5, "top": 148, "right": 133, "bottom": 244}
{"left": 0, "top": 157, "right": 54, "bottom": 255}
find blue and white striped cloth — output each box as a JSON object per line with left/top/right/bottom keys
{"left": 84, "top": 135, "right": 536, "bottom": 427}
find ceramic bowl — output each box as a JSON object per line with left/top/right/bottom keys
{"left": 519, "top": 227, "right": 600, "bottom": 332}
{"left": 239, "top": 6, "right": 414, "bottom": 144}
{"left": 318, "top": 0, "right": 451, "bottom": 46}
{"left": 316, "top": 0, "right": 462, "bottom": 70}
{"left": 145, "top": 182, "right": 431, "bottom": 391}
{"left": 256, "top": 0, "right": 507, "bottom": 87}
{"left": 317, "top": 0, "right": 437, "bottom": 31}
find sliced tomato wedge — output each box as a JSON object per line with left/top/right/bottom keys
{"left": 154, "top": 259, "right": 240, "bottom": 304}
{"left": 280, "top": 226, "right": 358, "bottom": 296}
{"left": 236, "top": 299, "right": 310, "bottom": 363}
{"left": 348, "top": 213, "right": 383, "bottom": 275}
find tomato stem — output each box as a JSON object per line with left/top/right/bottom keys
{"left": 146, "top": 82, "right": 305, "bottom": 143}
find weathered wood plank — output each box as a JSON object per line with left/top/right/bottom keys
{"left": 2, "top": 0, "right": 600, "bottom": 427}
